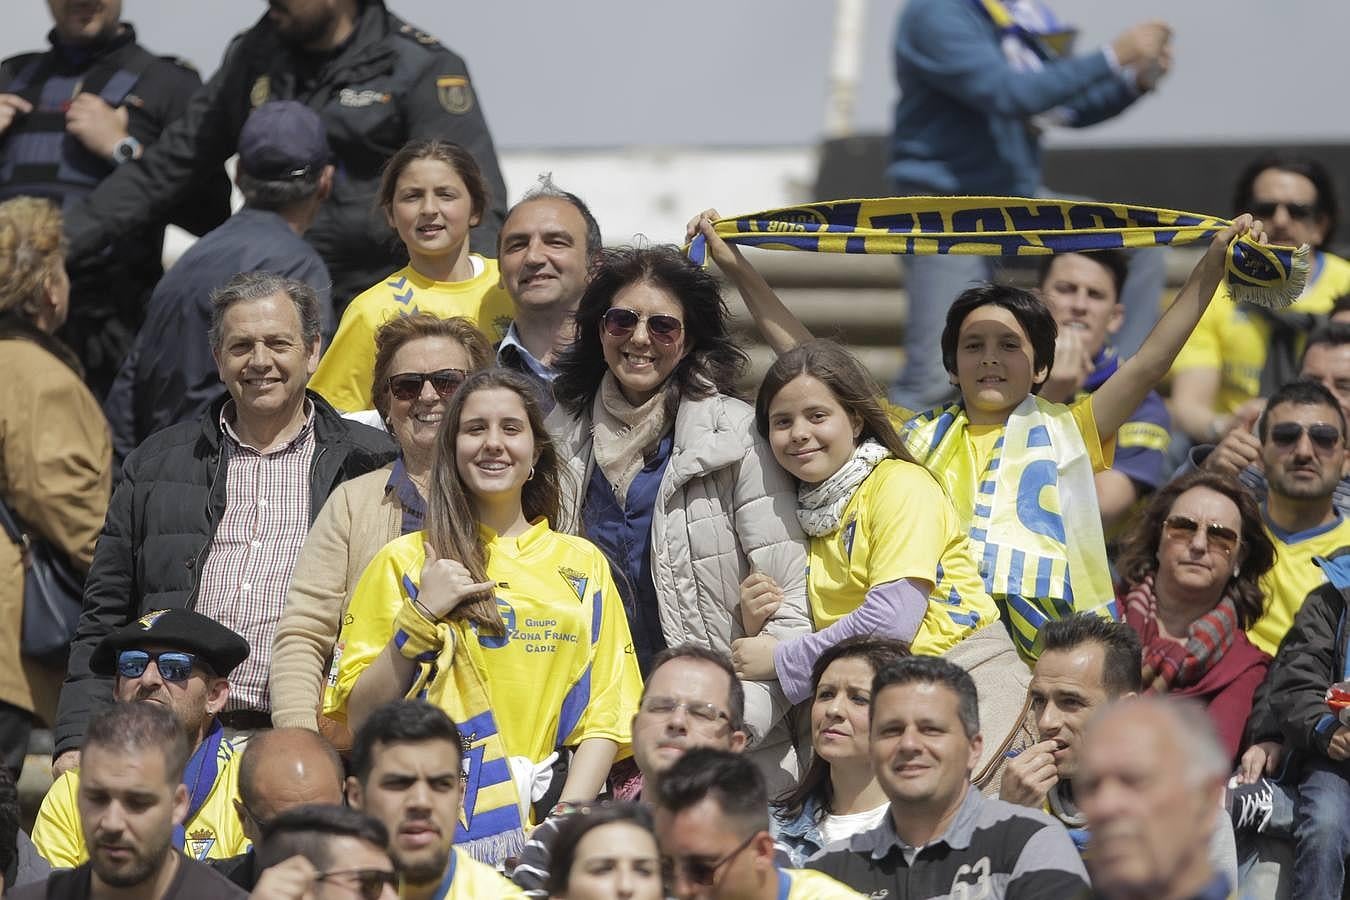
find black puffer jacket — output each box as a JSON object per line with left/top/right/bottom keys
{"left": 54, "top": 391, "right": 395, "bottom": 754}
{"left": 1268, "top": 561, "right": 1350, "bottom": 758}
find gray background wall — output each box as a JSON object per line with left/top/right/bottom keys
{"left": 1, "top": 1, "right": 1343, "bottom": 150}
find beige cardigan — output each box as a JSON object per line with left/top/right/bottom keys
{"left": 270, "top": 464, "right": 402, "bottom": 730}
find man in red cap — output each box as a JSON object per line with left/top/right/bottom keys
{"left": 33, "top": 609, "right": 252, "bottom": 868}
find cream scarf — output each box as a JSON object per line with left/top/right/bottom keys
{"left": 591, "top": 372, "right": 672, "bottom": 507}
{"left": 796, "top": 439, "right": 891, "bottom": 537}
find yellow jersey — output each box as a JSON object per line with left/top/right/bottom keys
{"left": 326, "top": 520, "right": 641, "bottom": 761}
{"left": 778, "top": 866, "right": 866, "bottom": 898}
{"left": 31, "top": 738, "right": 249, "bottom": 867}
{"left": 1251, "top": 514, "right": 1350, "bottom": 656}
{"left": 808, "top": 458, "right": 1000, "bottom": 655}
{"left": 310, "top": 258, "right": 514, "bottom": 412}
{"left": 422, "top": 847, "right": 525, "bottom": 899}
{"left": 1172, "top": 250, "right": 1350, "bottom": 415}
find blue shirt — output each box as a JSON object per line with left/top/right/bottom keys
{"left": 385, "top": 456, "right": 426, "bottom": 535}
{"left": 103, "top": 207, "right": 333, "bottom": 463}
{"left": 1083, "top": 347, "right": 1171, "bottom": 492}
{"left": 581, "top": 431, "right": 674, "bottom": 676}
{"left": 888, "top": 0, "right": 1137, "bottom": 196}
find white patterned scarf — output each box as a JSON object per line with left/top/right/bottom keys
{"left": 796, "top": 439, "right": 891, "bottom": 537}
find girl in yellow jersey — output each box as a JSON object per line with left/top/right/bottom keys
{"left": 310, "top": 141, "right": 514, "bottom": 412}
{"left": 731, "top": 341, "right": 1032, "bottom": 784}
{"left": 324, "top": 369, "right": 642, "bottom": 864}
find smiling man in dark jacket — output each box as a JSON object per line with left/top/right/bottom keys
{"left": 62, "top": 0, "right": 508, "bottom": 312}
{"left": 53, "top": 272, "right": 395, "bottom": 775}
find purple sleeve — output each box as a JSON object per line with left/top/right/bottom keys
{"left": 771, "top": 578, "right": 929, "bottom": 703}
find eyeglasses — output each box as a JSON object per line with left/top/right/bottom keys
{"left": 601, "top": 307, "right": 683, "bottom": 345}
{"left": 1250, "top": 200, "right": 1318, "bottom": 223}
{"left": 116, "top": 650, "right": 198, "bottom": 683}
{"left": 387, "top": 369, "right": 468, "bottom": 402}
{"left": 1162, "top": 515, "right": 1240, "bottom": 557}
{"left": 639, "top": 696, "right": 730, "bottom": 728}
{"left": 1269, "top": 421, "right": 1343, "bottom": 452}
{"left": 664, "top": 831, "right": 759, "bottom": 887}
{"left": 314, "top": 868, "right": 398, "bottom": 900}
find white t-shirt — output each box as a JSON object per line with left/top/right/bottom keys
{"left": 816, "top": 803, "right": 891, "bottom": 851}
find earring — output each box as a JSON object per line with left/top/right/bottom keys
{"left": 528, "top": 466, "right": 535, "bottom": 481}
{"left": 1232, "top": 567, "right": 1240, "bottom": 579}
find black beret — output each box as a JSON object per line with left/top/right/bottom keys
{"left": 90, "top": 609, "right": 250, "bottom": 679}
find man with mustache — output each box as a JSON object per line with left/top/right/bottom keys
{"left": 1172, "top": 154, "right": 1350, "bottom": 446}
{"left": 1246, "top": 379, "right": 1350, "bottom": 658}
{"left": 346, "top": 701, "right": 523, "bottom": 899}
{"left": 10, "top": 703, "right": 246, "bottom": 900}
{"left": 31, "top": 609, "right": 251, "bottom": 868}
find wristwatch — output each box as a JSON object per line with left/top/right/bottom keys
{"left": 111, "top": 135, "right": 142, "bottom": 166}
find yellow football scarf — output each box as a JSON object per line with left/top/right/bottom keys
{"left": 396, "top": 597, "right": 528, "bottom": 865}
{"left": 687, "top": 196, "right": 1308, "bottom": 309}
{"left": 902, "top": 395, "right": 1116, "bottom": 662}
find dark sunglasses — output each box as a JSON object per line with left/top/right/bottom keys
{"left": 664, "top": 831, "right": 757, "bottom": 886}
{"left": 1269, "top": 421, "right": 1342, "bottom": 451}
{"left": 601, "top": 307, "right": 683, "bottom": 345}
{"left": 387, "top": 369, "right": 468, "bottom": 402}
{"left": 116, "top": 650, "right": 198, "bottom": 683}
{"left": 314, "top": 868, "right": 398, "bottom": 900}
{"left": 1250, "top": 200, "right": 1318, "bottom": 223}
{"left": 1163, "top": 515, "right": 1240, "bottom": 557}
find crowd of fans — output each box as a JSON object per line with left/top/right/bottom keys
{"left": 1, "top": 2, "right": 1349, "bottom": 899}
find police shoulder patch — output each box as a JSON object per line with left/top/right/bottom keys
{"left": 398, "top": 23, "right": 443, "bottom": 49}
{"left": 435, "top": 75, "right": 474, "bottom": 115}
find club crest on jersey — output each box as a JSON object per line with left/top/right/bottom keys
{"left": 841, "top": 517, "right": 858, "bottom": 559}
{"left": 184, "top": 828, "right": 216, "bottom": 860}
{"left": 558, "top": 567, "right": 588, "bottom": 602}
{"left": 250, "top": 75, "right": 270, "bottom": 109}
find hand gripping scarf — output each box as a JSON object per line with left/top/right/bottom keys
{"left": 686, "top": 196, "right": 1308, "bottom": 310}
{"left": 902, "top": 395, "right": 1116, "bottom": 661}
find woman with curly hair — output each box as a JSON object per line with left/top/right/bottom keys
{"left": 1115, "top": 470, "right": 1277, "bottom": 760}
{"left": 549, "top": 245, "right": 810, "bottom": 779}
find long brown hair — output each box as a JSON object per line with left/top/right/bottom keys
{"left": 755, "top": 339, "right": 918, "bottom": 467}
{"left": 423, "top": 368, "right": 561, "bottom": 634}
{"left": 1115, "top": 470, "right": 1275, "bottom": 629}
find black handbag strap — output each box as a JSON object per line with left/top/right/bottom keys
{"left": 0, "top": 493, "right": 26, "bottom": 547}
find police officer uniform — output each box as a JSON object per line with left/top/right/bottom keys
{"left": 64, "top": 0, "right": 509, "bottom": 315}
{"left": 0, "top": 25, "right": 231, "bottom": 398}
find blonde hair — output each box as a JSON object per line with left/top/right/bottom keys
{"left": 0, "top": 197, "right": 65, "bottom": 318}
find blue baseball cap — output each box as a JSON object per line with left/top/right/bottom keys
{"left": 238, "top": 100, "right": 331, "bottom": 180}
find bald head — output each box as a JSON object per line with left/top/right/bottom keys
{"left": 1077, "top": 698, "right": 1226, "bottom": 899}
{"left": 236, "top": 729, "right": 344, "bottom": 843}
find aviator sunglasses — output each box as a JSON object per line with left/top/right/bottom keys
{"left": 1269, "top": 421, "right": 1342, "bottom": 452}
{"left": 1162, "top": 515, "right": 1240, "bottom": 557}
{"left": 601, "top": 307, "right": 683, "bottom": 344}
{"left": 1250, "top": 200, "right": 1318, "bottom": 223}
{"left": 387, "top": 368, "right": 468, "bottom": 402}
{"left": 664, "top": 831, "right": 758, "bottom": 887}
{"left": 116, "top": 650, "right": 198, "bottom": 682}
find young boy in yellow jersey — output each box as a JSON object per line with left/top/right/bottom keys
{"left": 696, "top": 207, "right": 1260, "bottom": 661}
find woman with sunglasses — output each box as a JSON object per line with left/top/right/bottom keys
{"left": 326, "top": 369, "right": 642, "bottom": 864}
{"left": 1115, "top": 470, "right": 1276, "bottom": 761}
{"left": 545, "top": 803, "right": 664, "bottom": 900}
{"left": 271, "top": 313, "right": 492, "bottom": 745}
{"left": 550, "top": 245, "right": 811, "bottom": 772}
{"left": 309, "top": 139, "right": 514, "bottom": 413}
